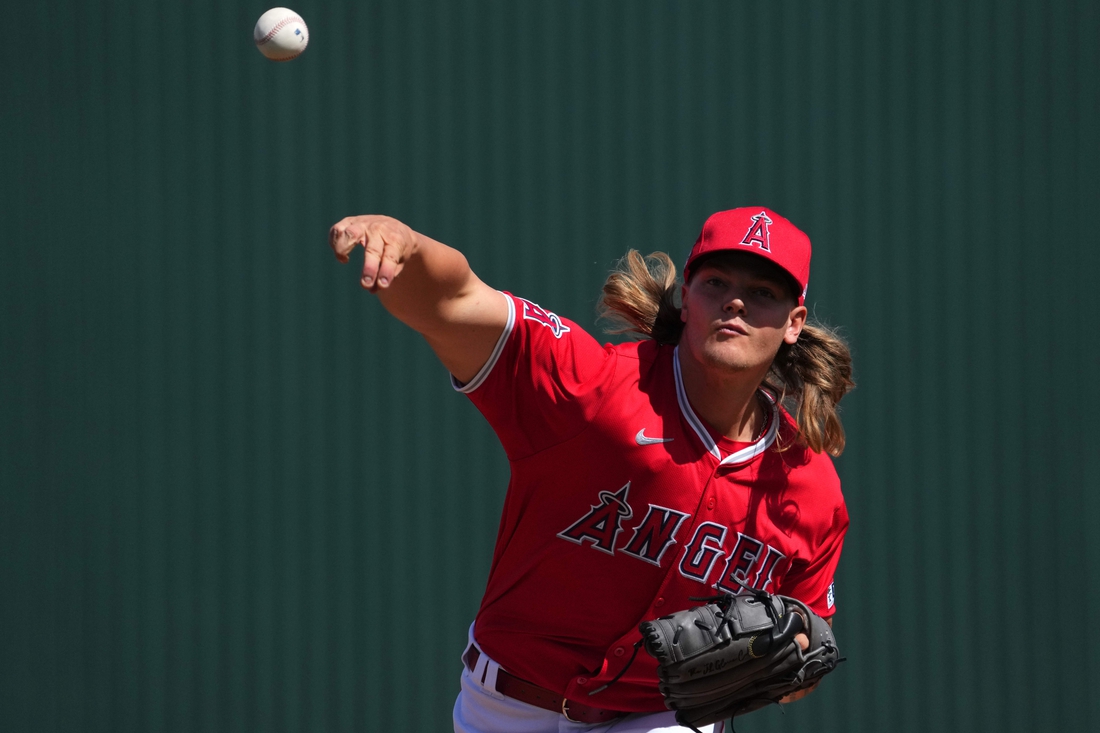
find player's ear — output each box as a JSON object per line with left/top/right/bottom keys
{"left": 680, "top": 283, "right": 689, "bottom": 323}
{"left": 784, "top": 305, "right": 808, "bottom": 344}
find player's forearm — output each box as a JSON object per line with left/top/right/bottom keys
{"left": 372, "top": 230, "right": 482, "bottom": 336}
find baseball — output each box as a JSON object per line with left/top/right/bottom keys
{"left": 254, "top": 8, "right": 309, "bottom": 61}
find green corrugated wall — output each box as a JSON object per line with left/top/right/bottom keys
{"left": 2, "top": 1, "right": 1098, "bottom": 731}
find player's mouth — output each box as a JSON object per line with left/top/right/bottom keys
{"left": 714, "top": 321, "right": 749, "bottom": 336}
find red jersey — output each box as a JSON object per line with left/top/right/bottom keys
{"left": 453, "top": 292, "right": 848, "bottom": 712}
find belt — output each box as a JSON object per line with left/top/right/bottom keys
{"left": 463, "top": 645, "right": 627, "bottom": 725}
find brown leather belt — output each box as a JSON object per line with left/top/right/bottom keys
{"left": 463, "top": 645, "right": 627, "bottom": 725}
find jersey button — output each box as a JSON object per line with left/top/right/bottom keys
{"left": 707, "top": 497, "right": 716, "bottom": 509}
{"left": 655, "top": 597, "right": 665, "bottom": 607}
{"left": 576, "top": 677, "right": 588, "bottom": 685}
{"left": 614, "top": 646, "right": 625, "bottom": 657}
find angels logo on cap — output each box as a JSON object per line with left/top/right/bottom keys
{"left": 740, "top": 211, "right": 773, "bottom": 252}
{"left": 683, "top": 206, "right": 812, "bottom": 306}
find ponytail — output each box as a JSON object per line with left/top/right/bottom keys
{"left": 597, "top": 250, "right": 684, "bottom": 345}
{"left": 765, "top": 323, "right": 855, "bottom": 456}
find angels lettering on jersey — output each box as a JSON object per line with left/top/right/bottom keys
{"left": 557, "top": 482, "right": 786, "bottom": 594}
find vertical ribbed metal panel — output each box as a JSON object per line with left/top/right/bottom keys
{"left": 1, "top": 1, "right": 1097, "bottom": 732}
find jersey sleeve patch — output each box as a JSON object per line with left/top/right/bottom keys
{"left": 519, "top": 298, "right": 571, "bottom": 338}
{"left": 450, "top": 291, "right": 516, "bottom": 394}
{"left": 454, "top": 292, "right": 611, "bottom": 460}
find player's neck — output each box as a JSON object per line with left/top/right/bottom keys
{"left": 677, "top": 348, "right": 768, "bottom": 443}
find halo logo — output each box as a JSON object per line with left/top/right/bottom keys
{"left": 739, "top": 211, "right": 773, "bottom": 252}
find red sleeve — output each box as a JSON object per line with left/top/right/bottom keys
{"left": 776, "top": 500, "right": 849, "bottom": 618}
{"left": 452, "top": 292, "right": 615, "bottom": 460}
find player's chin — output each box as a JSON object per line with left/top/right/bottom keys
{"left": 700, "top": 342, "right": 756, "bottom": 371}
{"left": 710, "top": 338, "right": 751, "bottom": 359}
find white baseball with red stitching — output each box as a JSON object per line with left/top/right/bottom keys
{"left": 254, "top": 8, "right": 309, "bottom": 61}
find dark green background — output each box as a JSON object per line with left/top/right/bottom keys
{"left": 2, "top": 1, "right": 1098, "bottom": 731}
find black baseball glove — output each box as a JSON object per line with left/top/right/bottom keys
{"left": 638, "top": 587, "right": 842, "bottom": 731}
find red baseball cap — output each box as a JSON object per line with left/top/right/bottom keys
{"left": 683, "top": 207, "right": 811, "bottom": 305}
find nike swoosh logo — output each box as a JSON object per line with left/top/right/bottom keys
{"left": 635, "top": 429, "right": 674, "bottom": 446}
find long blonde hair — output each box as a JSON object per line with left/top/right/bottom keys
{"left": 597, "top": 250, "right": 854, "bottom": 456}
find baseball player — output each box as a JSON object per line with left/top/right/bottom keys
{"left": 328, "top": 207, "right": 853, "bottom": 733}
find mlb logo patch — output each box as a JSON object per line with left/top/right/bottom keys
{"left": 826, "top": 582, "right": 836, "bottom": 610}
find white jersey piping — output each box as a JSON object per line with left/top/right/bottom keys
{"left": 451, "top": 291, "right": 516, "bottom": 394}
{"left": 672, "top": 345, "right": 779, "bottom": 466}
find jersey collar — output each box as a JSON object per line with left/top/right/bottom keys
{"left": 672, "top": 345, "right": 779, "bottom": 466}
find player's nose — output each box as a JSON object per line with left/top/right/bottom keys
{"left": 723, "top": 296, "right": 747, "bottom": 314}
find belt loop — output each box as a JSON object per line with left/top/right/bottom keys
{"left": 465, "top": 643, "right": 505, "bottom": 701}
{"left": 481, "top": 658, "right": 503, "bottom": 700}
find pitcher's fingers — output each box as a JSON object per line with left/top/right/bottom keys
{"left": 330, "top": 219, "right": 362, "bottom": 263}
{"left": 328, "top": 220, "right": 349, "bottom": 257}
{"left": 360, "top": 229, "right": 385, "bottom": 288}
{"left": 795, "top": 633, "right": 809, "bottom": 651}
{"left": 374, "top": 239, "right": 404, "bottom": 288}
